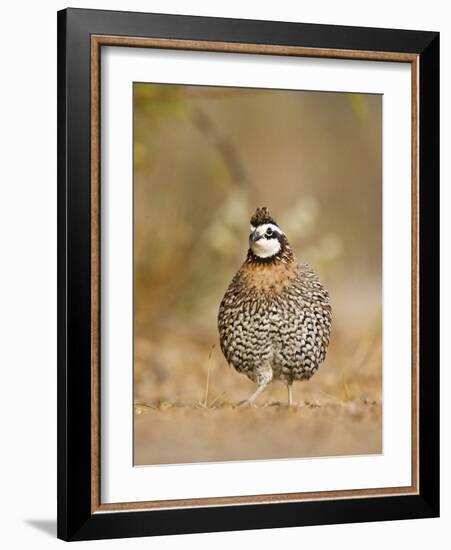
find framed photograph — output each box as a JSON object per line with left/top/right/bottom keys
{"left": 57, "top": 8, "right": 439, "bottom": 541}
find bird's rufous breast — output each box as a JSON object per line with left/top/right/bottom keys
{"left": 241, "top": 261, "right": 297, "bottom": 294}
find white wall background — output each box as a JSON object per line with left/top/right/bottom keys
{"left": 0, "top": 1, "right": 448, "bottom": 547}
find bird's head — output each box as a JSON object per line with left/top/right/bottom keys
{"left": 248, "top": 207, "right": 293, "bottom": 264}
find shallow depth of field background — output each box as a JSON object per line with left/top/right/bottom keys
{"left": 133, "top": 83, "right": 382, "bottom": 465}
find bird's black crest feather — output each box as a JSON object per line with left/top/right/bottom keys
{"left": 250, "top": 207, "right": 277, "bottom": 227}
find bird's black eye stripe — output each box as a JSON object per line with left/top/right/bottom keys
{"left": 265, "top": 227, "right": 274, "bottom": 238}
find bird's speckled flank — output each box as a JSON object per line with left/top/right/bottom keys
{"left": 218, "top": 207, "right": 332, "bottom": 405}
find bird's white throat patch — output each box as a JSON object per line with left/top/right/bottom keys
{"left": 251, "top": 238, "right": 281, "bottom": 258}
{"left": 249, "top": 223, "right": 284, "bottom": 258}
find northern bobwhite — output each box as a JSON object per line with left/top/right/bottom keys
{"left": 218, "top": 207, "right": 332, "bottom": 406}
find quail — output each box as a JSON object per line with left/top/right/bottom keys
{"left": 218, "top": 207, "right": 331, "bottom": 406}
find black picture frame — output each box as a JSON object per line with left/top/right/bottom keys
{"left": 57, "top": 7, "right": 439, "bottom": 541}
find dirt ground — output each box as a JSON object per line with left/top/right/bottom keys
{"left": 134, "top": 400, "right": 381, "bottom": 465}
{"left": 133, "top": 317, "right": 382, "bottom": 465}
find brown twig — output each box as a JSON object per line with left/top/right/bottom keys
{"left": 203, "top": 364, "right": 211, "bottom": 408}
{"left": 208, "top": 392, "right": 226, "bottom": 408}
{"left": 190, "top": 104, "right": 253, "bottom": 190}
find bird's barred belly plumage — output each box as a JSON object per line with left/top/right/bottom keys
{"left": 218, "top": 265, "right": 331, "bottom": 385}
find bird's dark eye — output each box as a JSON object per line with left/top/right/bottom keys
{"left": 265, "top": 228, "right": 273, "bottom": 237}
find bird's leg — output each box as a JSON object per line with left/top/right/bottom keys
{"left": 238, "top": 362, "right": 273, "bottom": 407}
{"left": 287, "top": 383, "right": 293, "bottom": 407}
{"left": 238, "top": 383, "right": 268, "bottom": 407}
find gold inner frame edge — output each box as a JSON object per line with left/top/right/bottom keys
{"left": 90, "top": 35, "right": 420, "bottom": 514}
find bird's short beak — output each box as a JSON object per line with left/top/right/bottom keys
{"left": 250, "top": 230, "right": 262, "bottom": 242}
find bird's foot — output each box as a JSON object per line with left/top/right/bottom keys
{"left": 236, "top": 399, "right": 258, "bottom": 408}
{"left": 236, "top": 383, "right": 269, "bottom": 408}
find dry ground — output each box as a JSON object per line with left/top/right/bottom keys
{"left": 134, "top": 400, "right": 381, "bottom": 465}
{"left": 134, "top": 318, "right": 382, "bottom": 465}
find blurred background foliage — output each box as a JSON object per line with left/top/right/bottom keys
{"left": 133, "top": 83, "right": 382, "bottom": 463}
